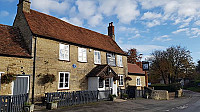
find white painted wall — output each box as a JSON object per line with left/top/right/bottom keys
{"left": 88, "top": 77, "right": 98, "bottom": 91}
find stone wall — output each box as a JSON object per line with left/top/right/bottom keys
{"left": 151, "top": 90, "right": 169, "bottom": 100}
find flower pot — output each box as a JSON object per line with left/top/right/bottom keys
{"left": 24, "top": 104, "right": 34, "bottom": 112}
{"left": 46, "top": 102, "right": 58, "bottom": 110}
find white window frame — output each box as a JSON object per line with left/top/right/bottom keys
{"left": 119, "top": 75, "right": 124, "bottom": 86}
{"left": 136, "top": 77, "right": 141, "bottom": 86}
{"left": 94, "top": 50, "right": 101, "bottom": 64}
{"left": 117, "top": 55, "right": 123, "bottom": 67}
{"left": 58, "top": 72, "right": 70, "bottom": 89}
{"left": 59, "top": 43, "right": 70, "bottom": 61}
{"left": 107, "top": 53, "right": 116, "bottom": 66}
{"left": 78, "top": 47, "right": 87, "bottom": 62}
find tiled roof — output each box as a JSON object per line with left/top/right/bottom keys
{"left": 23, "top": 10, "right": 125, "bottom": 55}
{"left": 128, "top": 63, "right": 145, "bottom": 75}
{"left": 87, "top": 64, "right": 119, "bottom": 80}
{"left": 0, "top": 24, "right": 31, "bottom": 57}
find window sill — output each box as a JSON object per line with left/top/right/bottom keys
{"left": 118, "top": 85, "right": 124, "bottom": 87}
{"left": 57, "top": 88, "right": 70, "bottom": 91}
{"left": 94, "top": 63, "right": 101, "bottom": 65}
{"left": 78, "top": 61, "right": 87, "bottom": 63}
{"left": 58, "top": 59, "right": 70, "bottom": 62}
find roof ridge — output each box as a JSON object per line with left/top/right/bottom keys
{"left": 28, "top": 9, "right": 111, "bottom": 39}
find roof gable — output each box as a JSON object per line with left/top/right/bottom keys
{"left": 23, "top": 10, "right": 125, "bottom": 55}
{"left": 0, "top": 24, "right": 31, "bottom": 58}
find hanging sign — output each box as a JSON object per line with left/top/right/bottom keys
{"left": 72, "top": 64, "right": 77, "bottom": 68}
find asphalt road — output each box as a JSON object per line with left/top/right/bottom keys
{"left": 35, "top": 90, "right": 200, "bottom": 112}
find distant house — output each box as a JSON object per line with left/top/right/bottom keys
{"left": 127, "top": 63, "right": 146, "bottom": 90}
{"left": 0, "top": 0, "right": 127, "bottom": 100}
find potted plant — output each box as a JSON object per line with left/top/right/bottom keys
{"left": 24, "top": 102, "right": 34, "bottom": 112}
{"left": 46, "top": 101, "right": 58, "bottom": 110}
{"left": 109, "top": 94, "right": 117, "bottom": 101}
{"left": 122, "top": 93, "right": 128, "bottom": 100}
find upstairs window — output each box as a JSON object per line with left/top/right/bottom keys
{"left": 119, "top": 75, "right": 124, "bottom": 86}
{"left": 58, "top": 72, "right": 70, "bottom": 89}
{"left": 78, "top": 47, "right": 87, "bottom": 62}
{"left": 59, "top": 44, "right": 69, "bottom": 61}
{"left": 136, "top": 77, "right": 141, "bottom": 86}
{"left": 117, "top": 55, "right": 123, "bottom": 67}
{"left": 94, "top": 50, "right": 101, "bottom": 64}
{"left": 107, "top": 53, "right": 116, "bottom": 66}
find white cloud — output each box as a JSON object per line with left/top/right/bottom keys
{"left": 191, "top": 28, "right": 200, "bottom": 38}
{"left": 120, "top": 44, "right": 166, "bottom": 53}
{"left": 153, "top": 35, "right": 171, "bottom": 42}
{"left": 0, "top": 11, "right": 9, "bottom": 17}
{"left": 172, "top": 28, "right": 189, "bottom": 34}
{"left": 31, "top": 0, "right": 69, "bottom": 15}
{"left": 194, "top": 20, "right": 200, "bottom": 26}
{"left": 141, "top": 12, "right": 162, "bottom": 20}
{"left": 76, "top": 0, "right": 96, "bottom": 19}
{"left": 88, "top": 14, "right": 103, "bottom": 27}
{"left": 146, "top": 20, "right": 160, "bottom": 27}
{"left": 60, "top": 17, "right": 83, "bottom": 26}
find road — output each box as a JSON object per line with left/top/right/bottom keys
{"left": 35, "top": 90, "right": 200, "bottom": 112}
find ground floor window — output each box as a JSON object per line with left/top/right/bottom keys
{"left": 136, "top": 77, "right": 141, "bottom": 86}
{"left": 58, "top": 72, "right": 70, "bottom": 89}
{"left": 105, "top": 78, "right": 110, "bottom": 87}
{"left": 99, "top": 78, "right": 104, "bottom": 88}
{"left": 119, "top": 75, "right": 124, "bottom": 86}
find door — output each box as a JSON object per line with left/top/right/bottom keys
{"left": 12, "top": 76, "right": 29, "bottom": 95}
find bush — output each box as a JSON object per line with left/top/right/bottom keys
{"left": 150, "top": 83, "right": 181, "bottom": 92}
{"left": 1, "top": 73, "right": 16, "bottom": 84}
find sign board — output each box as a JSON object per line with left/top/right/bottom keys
{"left": 142, "top": 61, "right": 149, "bottom": 71}
{"left": 72, "top": 64, "right": 77, "bottom": 68}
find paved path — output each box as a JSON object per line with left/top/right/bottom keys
{"left": 35, "top": 90, "right": 200, "bottom": 112}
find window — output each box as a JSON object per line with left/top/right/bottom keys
{"left": 117, "top": 55, "right": 123, "bottom": 67}
{"left": 136, "top": 77, "right": 141, "bottom": 86}
{"left": 119, "top": 75, "right": 124, "bottom": 86}
{"left": 107, "top": 53, "right": 116, "bottom": 66}
{"left": 78, "top": 47, "right": 87, "bottom": 62}
{"left": 99, "top": 78, "right": 104, "bottom": 88}
{"left": 58, "top": 72, "right": 70, "bottom": 89}
{"left": 59, "top": 43, "right": 69, "bottom": 61}
{"left": 94, "top": 50, "right": 101, "bottom": 64}
{"left": 105, "top": 78, "right": 110, "bottom": 87}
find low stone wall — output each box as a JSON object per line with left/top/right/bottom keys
{"left": 151, "top": 90, "right": 169, "bottom": 100}
{"left": 177, "top": 89, "right": 183, "bottom": 98}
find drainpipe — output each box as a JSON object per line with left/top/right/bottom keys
{"left": 32, "top": 36, "right": 37, "bottom": 104}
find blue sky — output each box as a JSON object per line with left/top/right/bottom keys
{"left": 0, "top": 0, "right": 200, "bottom": 63}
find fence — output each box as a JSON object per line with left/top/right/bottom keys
{"left": 120, "top": 88, "right": 145, "bottom": 98}
{"left": 45, "top": 90, "right": 100, "bottom": 108}
{"left": 0, "top": 94, "right": 29, "bottom": 112}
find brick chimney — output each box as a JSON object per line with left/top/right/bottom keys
{"left": 108, "top": 22, "right": 115, "bottom": 41}
{"left": 17, "top": 0, "right": 31, "bottom": 13}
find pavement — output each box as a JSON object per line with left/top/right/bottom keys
{"left": 35, "top": 90, "right": 200, "bottom": 112}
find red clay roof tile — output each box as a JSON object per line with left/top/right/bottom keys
{"left": 128, "top": 63, "right": 145, "bottom": 74}
{"left": 23, "top": 10, "right": 125, "bottom": 55}
{"left": 0, "top": 24, "right": 31, "bottom": 57}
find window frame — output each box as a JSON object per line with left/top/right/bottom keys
{"left": 99, "top": 78, "right": 104, "bottom": 88}
{"left": 78, "top": 47, "right": 87, "bottom": 62}
{"left": 118, "top": 75, "right": 124, "bottom": 86}
{"left": 59, "top": 43, "right": 70, "bottom": 61}
{"left": 107, "top": 53, "right": 116, "bottom": 66}
{"left": 94, "top": 50, "right": 101, "bottom": 64}
{"left": 136, "top": 77, "right": 141, "bottom": 86}
{"left": 58, "top": 72, "right": 70, "bottom": 90}
{"left": 117, "top": 55, "right": 123, "bottom": 67}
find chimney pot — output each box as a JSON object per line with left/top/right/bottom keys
{"left": 108, "top": 22, "right": 115, "bottom": 41}
{"left": 18, "top": 0, "right": 31, "bottom": 13}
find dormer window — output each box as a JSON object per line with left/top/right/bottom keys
{"left": 107, "top": 53, "right": 116, "bottom": 66}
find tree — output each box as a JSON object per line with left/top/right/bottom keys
{"left": 149, "top": 46, "right": 195, "bottom": 84}
{"left": 126, "top": 48, "right": 138, "bottom": 64}
{"left": 196, "top": 60, "right": 200, "bottom": 73}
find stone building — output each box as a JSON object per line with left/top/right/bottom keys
{"left": 127, "top": 63, "right": 146, "bottom": 90}
{"left": 0, "top": 0, "right": 127, "bottom": 101}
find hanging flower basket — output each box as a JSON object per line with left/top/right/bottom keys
{"left": 125, "top": 76, "right": 132, "bottom": 81}
{"left": 1, "top": 73, "right": 16, "bottom": 84}
{"left": 38, "top": 73, "right": 56, "bottom": 85}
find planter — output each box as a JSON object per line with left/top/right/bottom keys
{"left": 24, "top": 104, "right": 34, "bottom": 112}
{"left": 46, "top": 102, "right": 58, "bottom": 110}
